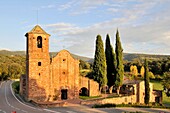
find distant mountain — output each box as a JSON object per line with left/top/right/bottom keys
{"left": 0, "top": 50, "right": 92, "bottom": 62}
{"left": 0, "top": 50, "right": 169, "bottom": 62}
{"left": 0, "top": 50, "right": 25, "bottom": 56}
{"left": 123, "top": 53, "right": 170, "bottom": 61}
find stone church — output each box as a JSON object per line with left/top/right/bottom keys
{"left": 20, "top": 25, "right": 100, "bottom": 102}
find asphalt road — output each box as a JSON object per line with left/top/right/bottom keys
{"left": 0, "top": 81, "right": 170, "bottom": 113}
{"left": 0, "top": 81, "right": 53, "bottom": 113}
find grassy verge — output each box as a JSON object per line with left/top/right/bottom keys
{"left": 12, "top": 81, "right": 20, "bottom": 94}
{"left": 79, "top": 95, "right": 101, "bottom": 100}
{"left": 150, "top": 79, "right": 163, "bottom": 90}
{"left": 163, "top": 92, "right": 170, "bottom": 105}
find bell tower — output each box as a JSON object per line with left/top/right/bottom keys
{"left": 25, "top": 25, "right": 51, "bottom": 101}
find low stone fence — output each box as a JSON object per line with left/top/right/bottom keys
{"left": 81, "top": 95, "right": 136, "bottom": 105}
{"left": 31, "top": 100, "right": 67, "bottom": 108}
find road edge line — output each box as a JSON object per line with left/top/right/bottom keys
{"left": 10, "top": 81, "right": 38, "bottom": 110}
{"left": 43, "top": 108, "right": 61, "bottom": 113}
{"left": 10, "top": 81, "right": 59, "bottom": 113}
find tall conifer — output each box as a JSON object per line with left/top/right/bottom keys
{"left": 144, "top": 59, "right": 150, "bottom": 104}
{"left": 105, "top": 34, "right": 116, "bottom": 88}
{"left": 93, "top": 35, "right": 107, "bottom": 90}
{"left": 115, "top": 29, "right": 124, "bottom": 95}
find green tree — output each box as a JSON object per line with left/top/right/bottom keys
{"left": 144, "top": 59, "right": 150, "bottom": 104}
{"left": 8, "top": 63, "right": 22, "bottom": 79}
{"left": 93, "top": 35, "right": 107, "bottom": 90}
{"left": 115, "top": 29, "right": 124, "bottom": 95}
{"left": 0, "top": 63, "right": 9, "bottom": 81}
{"left": 79, "top": 60, "right": 90, "bottom": 70}
{"left": 162, "top": 72, "right": 170, "bottom": 96}
{"left": 105, "top": 34, "right": 116, "bottom": 88}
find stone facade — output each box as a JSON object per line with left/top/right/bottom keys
{"left": 50, "top": 50, "right": 79, "bottom": 101}
{"left": 24, "top": 25, "right": 51, "bottom": 102}
{"left": 79, "top": 76, "right": 100, "bottom": 96}
{"left": 20, "top": 25, "right": 100, "bottom": 102}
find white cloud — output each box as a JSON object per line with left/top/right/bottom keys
{"left": 43, "top": 0, "right": 170, "bottom": 57}
{"left": 47, "top": 14, "right": 170, "bottom": 57}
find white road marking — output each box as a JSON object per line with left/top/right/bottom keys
{"left": 5, "top": 85, "right": 11, "bottom": 106}
{"left": 10, "top": 81, "right": 59, "bottom": 113}
{"left": 21, "top": 110, "right": 28, "bottom": 113}
{"left": 5, "top": 83, "right": 23, "bottom": 112}
{"left": 15, "top": 107, "right": 20, "bottom": 110}
{"left": 9, "top": 82, "right": 40, "bottom": 110}
{"left": 43, "top": 108, "right": 61, "bottom": 113}
{"left": 10, "top": 81, "right": 59, "bottom": 112}
{"left": 2, "top": 111, "right": 6, "bottom": 113}
{"left": 66, "top": 111, "right": 77, "bottom": 113}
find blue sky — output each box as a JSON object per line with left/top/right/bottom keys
{"left": 0, "top": 0, "right": 170, "bottom": 58}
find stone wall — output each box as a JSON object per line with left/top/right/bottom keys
{"left": 79, "top": 76, "right": 100, "bottom": 96}
{"left": 19, "top": 74, "right": 26, "bottom": 96}
{"left": 81, "top": 95, "right": 137, "bottom": 105}
{"left": 81, "top": 81, "right": 156, "bottom": 105}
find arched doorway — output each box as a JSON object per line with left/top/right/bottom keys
{"left": 79, "top": 87, "right": 88, "bottom": 96}
{"left": 61, "top": 89, "right": 68, "bottom": 100}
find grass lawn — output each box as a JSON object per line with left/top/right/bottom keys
{"left": 150, "top": 80, "right": 170, "bottom": 106}
{"left": 79, "top": 95, "right": 101, "bottom": 100}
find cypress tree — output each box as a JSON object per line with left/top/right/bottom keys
{"left": 144, "top": 59, "right": 150, "bottom": 104}
{"left": 105, "top": 34, "right": 116, "bottom": 88}
{"left": 93, "top": 35, "right": 107, "bottom": 90}
{"left": 115, "top": 29, "right": 124, "bottom": 95}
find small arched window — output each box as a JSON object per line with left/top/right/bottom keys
{"left": 37, "top": 36, "right": 42, "bottom": 48}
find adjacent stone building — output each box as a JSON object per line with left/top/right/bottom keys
{"left": 20, "top": 25, "right": 100, "bottom": 102}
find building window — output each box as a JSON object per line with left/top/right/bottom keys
{"left": 37, "top": 36, "right": 42, "bottom": 48}
{"left": 38, "top": 62, "right": 41, "bottom": 66}
{"left": 63, "top": 72, "right": 65, "bottom": 75}
{"left": 39, "top": 73, "right": 41, "bottom": 76}
{"left": 63, "top": 59, "right": 66, "bottom": 62}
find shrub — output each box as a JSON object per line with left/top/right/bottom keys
{"left": 12, "top": 81, "right": 20, "bottom": 94}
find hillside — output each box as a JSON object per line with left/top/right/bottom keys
{"left": 0, "top": 50, "right": 26, "bottom": 56}
{"left": 0, "top": 50, "right": 170, "bottom": 62}
{"left": 123, "top": 53, "right": 170, "bottom": 61}
{"left": 0, "top": 50, "right": 92, "bottom": 62}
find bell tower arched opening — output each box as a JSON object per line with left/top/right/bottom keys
{"left": 37, "top": 36, "right": 42, "bottom": 48}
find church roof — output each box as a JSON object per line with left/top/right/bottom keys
{"left": 27, "top": 25, "right": 50, "bottom": 36}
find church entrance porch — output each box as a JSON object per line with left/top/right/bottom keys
{"left": 61, "top": 89, "right": 68, "bottom": 100}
